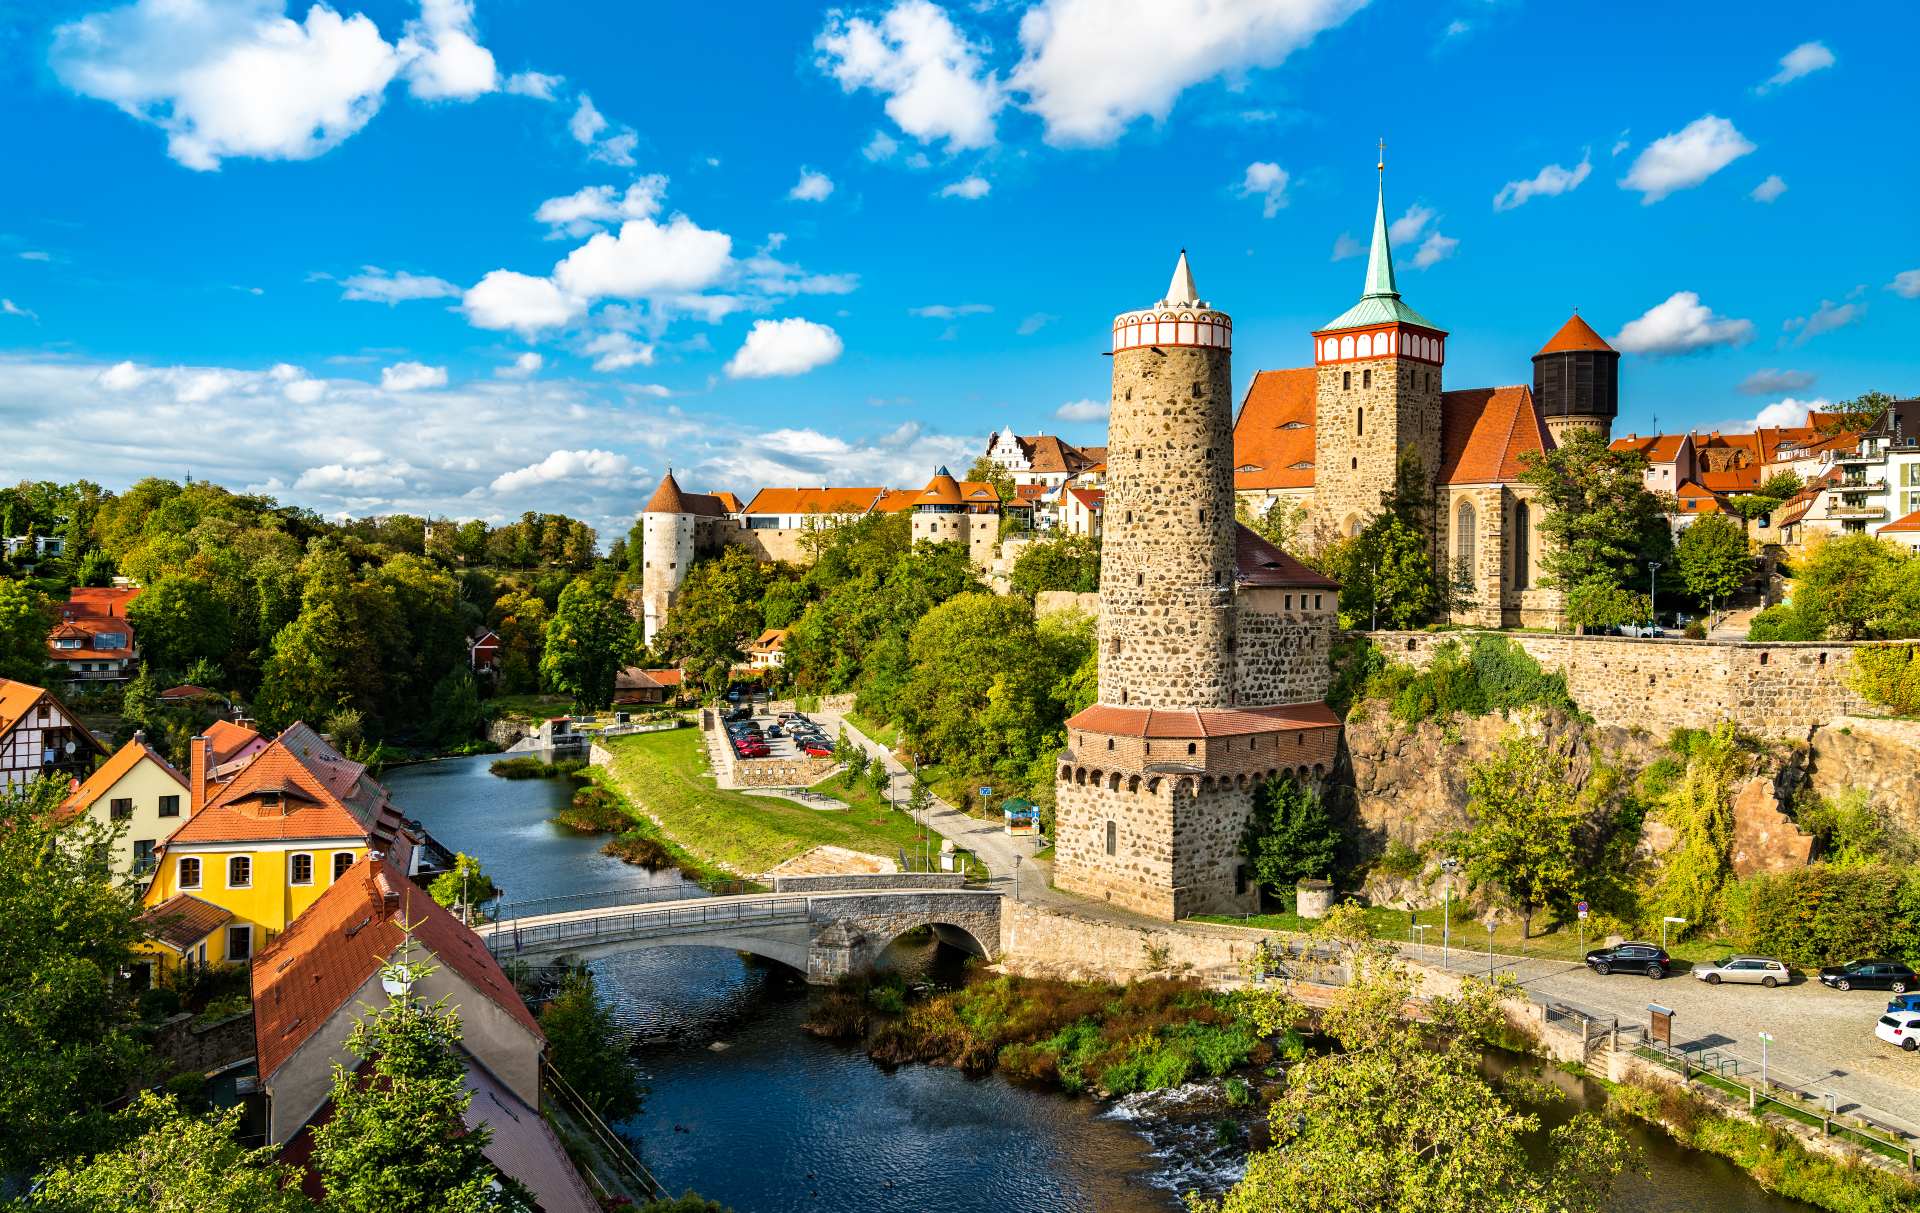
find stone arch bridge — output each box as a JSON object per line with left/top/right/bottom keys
{"left": 474, "top": 877, "right": 1002, "bottom": 984}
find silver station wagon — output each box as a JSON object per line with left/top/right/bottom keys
{"left": 1694, "top": 956, "right": 1791, "bottom": 988}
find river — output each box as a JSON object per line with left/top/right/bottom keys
{"left": 388, "top": 755, "right": 1810, "bottom": 1212}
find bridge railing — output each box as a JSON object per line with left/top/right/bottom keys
{"left": 489, "top": 878, "right": 762, "bottom": 924}
{"left": 485, "top": 896, "right": 810, "bottom": 957}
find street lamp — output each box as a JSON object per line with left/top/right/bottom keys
{"left": 1662, "top": 915, "right": 1686, "bottom": 951}
{"left": 1649, "top": 561, "right": 1662, "bottom": 630}
{"left": 1757, "top": 1030, "right": 1774, "bottom": 1090}
{"left": 1440, "top": 857, "right": 1459, "bottom": 970}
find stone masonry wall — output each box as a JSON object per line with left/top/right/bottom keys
{"left": 1064, "top": 726, "right": 1338, "bottom": 780}
{"left": 729, "top": 752, "right": 838, "bottom": 787}
{"left": 772, "top": 873, "right": 969, "bottom": 893}
{"left": 1312, "top": 354, "right": 1443, "bottom": 534}
{"left": 1052, "top": 774, "right": 1261, "bottom": 920}
{"left": 1234, "top": 586, "right": 1337, "bottom": 703}
{"left": 998, "top": 899, "right": 1265, "bottom": 982}
{"left": 1367, "top": 630, "right": 1871, "bottom": 738}
{"left": 1098, "top": 343, "right": 1237, "bottom": 709}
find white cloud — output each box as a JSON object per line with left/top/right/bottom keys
{"left": 789, "top": 168, "right": 835, "bottom": 202}
{"left": 1, "top": 298, "right": 38, "bottom": 321}
{"left": 1619, "top": 115, "right": 1755, "bottom": 204}
{"left": 1055, "top": 398, "right": 1106, "bottom": 422}
{"left": 1734, "top": 397, "right": 1828, "bottom": 432}
{"left": 938, "top": 175, "right": 991, "bottom": 199}
{"left": 1388, "top": 204, "right": 1433, "bottom": 244}
{"left": 269, "top": 362, "right": 327, "bottom": 404}
{"left": 1784, "top": 299, "right": 1865, "bottom": 345}
{"left": 1610, "top": 131, "right": 1631, "bottom": 157}
{"left": 910, "top": 303, "right": 992, "bottom": 318}
{"left": 1887, "top": 270, "right": 1920, "bottom": 300}
{"left": 340, "top": 266, "right": 461, "bottom": 304}
{"left": 1612, "top": 291, "right": 1754, "bottom": 356}
{"left": 724, "top": 318, "right": 843, "bottom": 378}
{"left": 534, "top": 177, "right": 668, "bottom": 238}
{"left": 1239, "top": 161, "right": 1289, "bottom": 218}
{"left": 462, "top": 270, "right": 584, "bottom": 336}
{"left": 1330, "top": 232, "right": 1364, "bottom": 261}
{"left": 296, "top": 460, "right": 413, "bottom": 492}
{"left": 569, "top": 93, "right": 636, "bottom": 165}
{"left": 1017, "top": 312, "right": 1056, "bottom": 335}
{"left": 569, "top": 94, "right": 608, "bottom": 143}
{"left": 398, "top": 0, "right": 496, "bottom": 100}
{"left": 18, "top": 251, "right": 52, "bottom": 262}
{"left": 175, "top": 369, "right": 238, "bottom": 404}
{"left": 381, "top": 361, "right": 448, "bottom": 390}
{"left": 583, "top": 331, "right": 654, "bottom": 371}
{"left": 552, "top": 216, "right": 733, "bottom": 300}
{"left": 1009, "top": 0, "right": 1366, "bottom": 147}
{"left": 497, "top": 352, "right": 543, "bottom": 378}
{"left": 815, "top": 1, "right": 1004, "bottom": 150}
{"left": 504, "top": 70, "right": 561, "bottom": 99}
{"left": 1492, "top": 153, "right": 1591, "bottom": 211}
{"left": 1750, "top": 174, "right": 1787, "bottom": 203}
{"left": 98, "top": 361, "right": 144, "bottom": 390}
{"left": 1411, "top": 232, "right": 1458, "bottom": 270}
{"left": 491, "top": 448, "right": 631, "bottom": 493}
{"left": 1759, "top": 41, "right": 1834, "bottom": 92}
{"left": 51, "top": 0, "right": 401, "bottom": 171}
{"left": 863, "top": 130, "right": 899, "bottom": 160}
{"left": 1739, "top": 368, "right": 1816, "bottom": 396}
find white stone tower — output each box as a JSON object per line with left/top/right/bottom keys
{"left": 639, "top": 471, "right": 698, "bottom": 644}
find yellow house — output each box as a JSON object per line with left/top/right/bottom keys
{"left": 138, "top": 721, "right": 415, "bottom": 976}
{"left": 59, "top": 732, "right": 191, "bottom": 884}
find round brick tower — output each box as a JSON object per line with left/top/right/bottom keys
{"left": 1099, "top": 252, "right": 1237, "bottom": 709}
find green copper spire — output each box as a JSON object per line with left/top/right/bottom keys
{"left": 1362, "top": 167, "right": 1398, "bottom": 299}
{"left": 1319, "top": 143, "right": 1440, "bottom": 333}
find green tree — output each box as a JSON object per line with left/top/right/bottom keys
{"left": 1235, "top": 496, "right": 1309, "bottom": 552}
{"left": 126, "top": 576, "right": 233, "bottom": 675}
{"left": 963, "top": 455, "right": 1016, "bottom": 505}
{"left": 840, "top": 726, "right": 870, "bottom": 782}
{"left": 1241, "top": 775, "right": 1340, "bottom": 897}
{"left": 0, "top": 776, "right": 149, "bottom": 1178}
{"left": 1675, "top": 514, "right": 1753, "bottom": 615}
{"left": 1564, "top": 575, "right": 1652, "bottom": 632}
{"left": 0, "top": 577, "right": 51, "bottom": 683}
{"left": 428, "top": 853, "right": 498, "bottom": 915}
{"left": 311, "top": 961, "right": 527, "bottom": 1213}
{"left": 491, "top": 587, "right": 549, "bottom": 694}
{"left": 1814, "top": 390, "right": 1894, "bottom": 435}
{"left": 1848, "top": 643, "right": 1920, "bottom": 715}
{"left": 1517, "top": 430, "right": 1669, "bottom": 623}
{"left": 539, "top": 968, "right": 645, "bottom": 1121}
{"left": 428, "top": 667, "right": 485, "bottom": 746}
{"left": 653, "top": 548, "right": 783, "bottom": 690}
{"left": 540, "top": 579, "right": 637, "bottom": 710}
{"left": 1008, "top": 534, "right": 1101, "bottom": 598}
{"left": 1445, "top": 733, "right": 1585, "bottom": 939}
{"left": 27, "top": 1091, "right": 317, "bottom": 1213}
{"left": 1644, "top": 724, "right": 1744, "bottom": 936}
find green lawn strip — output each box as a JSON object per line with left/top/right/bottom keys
{"left": 573, "top": 766, "right": 748, "bottom": 888}
{"left": 815, "top": 771, "right": 990, "bottom": 878}
{"left": 488, "top": 692, "right": 575, "bottom": 720}
{"left": 1635, "top": 1049, "right": 1916, "bottom": 1163}
{"left": 601, "top": 729, "right": 936, "bottom": 875}
{"left": 1196, "top": 907, "right": 1745, "bottom": 967}
{"left": 842, "top": 710, "right": 899, "bottom": 752}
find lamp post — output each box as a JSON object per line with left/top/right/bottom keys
{"left": 1662, "top": 915, "right": 1686, "bottom": 951}
{"left": 1014, "top": 853, "right": 1022, "bottom": 901}
{"left": 1440, "top": 858, "right": 1458, "bottom": 970}
{"left": 1757, "top": 1030, "right": 1774, "bottom": 1091}
{"left": 1486, "top": 920, "right": 1497, "bottom": 976}
{"left": 1649, "top": 561, "right": 1662, "bottom": 629}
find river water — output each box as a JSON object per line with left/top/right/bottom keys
{"left": 388, "top": 756, "right": 1809, "bottom": 1213}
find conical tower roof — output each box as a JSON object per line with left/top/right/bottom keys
{"left": 1319, "top": 160, "right": 1440, "bottom": 334}
{"left": 642, "top": 470, "right": 690, "bottom": 514}
{"left": 1160, "top": 250, "right": 1201, "bottom": 307}
{"left": 918, "top": 466, "right": 963, "bottom": 505}
{"left": 1535, "top": 312, "right": 1615, "bottom": 357}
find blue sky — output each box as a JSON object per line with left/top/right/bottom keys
{"left": 2, "top": 0, "right": 1916, "bottom": 537}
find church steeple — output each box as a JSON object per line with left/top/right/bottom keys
{"left": 1317, "top": 143, "right": 1439, "bottom": 335}
{"left": 1362, "top": 145, "right": 1399, "bottom": 300}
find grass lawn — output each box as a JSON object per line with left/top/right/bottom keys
{"left": 1197, "top": 903, "right": 1745, "bottom": 966}
{"left": 600, "top": 728, "right": 940, "bottom": 876}
{"left": 842, "top": 709, "right": 899, "bottom": 752}
{"left": 487, "top": 692, "right": 574, "bottom": 720}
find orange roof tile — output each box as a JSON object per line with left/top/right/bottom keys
{"left": 1608, "top": 433, "right": 1690, "bottom": 463}
{"left": 642, "top": 667, "right": 682, "bottom": 686}
{"left": 1880, "top": 509, "right": 1920, "bottom": 535}
{"left": 641, "top": 472, "right": 732, "bottom": 517}
{"left": 1066, "top": 701, "right": 1341, "bottom": 739}
{"left": 1699, "top": 464, "right": 1763, "bottom": 493}
{"left": 1235, "top": 525, "right": 1339, "bottom": 589}
{"left": 169, "top": 722, "right": 404, "bottom": 847}
{"left": 1001, "top": 434, "right": 1100, "bottom": 475}
{"left": 1232, "top": 368, "right": 1317, "bottom": 489}
{"left": 740, "top": 487, "right": 888, "bottom": 515}
{"left": 157, "top": 684, "right": 220, "bottom": 701}
{"left": 711, "top": 491, "right": 744, "bottom": 514}
{"left": 60, "top": 734, "right": 186, "bottom": 822}
{"left": 1066, "top": 486, "right": 1105, "bottom": 512}
{"left": 873, "top": 489, "right": 919, "bottom": 513}
{"left": 1536, "top": 313, "right": 1616, "bottom": 356}
{"left": 1440, "top": 385, "right": 1551, "bottom": 485}
{"left": 139, "top": 894, "right": 231, "bottom": 952}
{"left": 251, "top": 858, "right": 541, "bottom": 1083}
{"left": 0, "top": 677, "right": 101, "bottom": 756}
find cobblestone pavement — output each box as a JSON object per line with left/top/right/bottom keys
{"left": 1409, "top": 941, "right": 1920, "bottom": 1132}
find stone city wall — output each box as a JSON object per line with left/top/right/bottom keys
{"left": 1035, "top": 590, "right": 1101, "bottom": 619}
{"left": 729, "top": 752, "right": 838, "bottom": 788}
{"left": 1366, "top": 630, "right": 1873, "bottom": 739}
{"left": 1052, "top": 775, "right": 1261, "bottom": 920}
{"left": 144, "top": 1009, "right": 255, "bottom": 1077}
{"left": 998, "top": 899, "right": 1265, "bottom": 982}
{"left": 1234, "top": 587, "right": 1337, "bottom": 704}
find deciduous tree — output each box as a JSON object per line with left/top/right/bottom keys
{"left": 540, "top": 578, "right": 637, "bottom": 709}
{"left": 1008, "top": 534, "right": 1101, "bottom": 598}
{"left": 1445, "top": 733, "right": 1585, "bottom": 939}
{"left": 0, "top": 576, "right": 51, "bottom": 683}
{"left": 1517, "top": 430, "right": 1670, "bottom": 622}
{"left": 127, "top": 575, "right": 233, "bottom": 676}
{"left": 1675, "top": 513, "right": 1753, "bottom": 615}
{"left": 539, "top": 968, "right": 645, "bottom": 1122}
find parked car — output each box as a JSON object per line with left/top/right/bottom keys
{"left": 722, "top": 706, "right": 751, "bottom": 722}
{"left": 802, "top": 742, "right": 834, "bottom": 757}
{"left": 1889, "top": 993, "right": 1920, "bottom": 1015}
{"left": 1693, "top": 956, "right": 1791, "bottom": 988}
{"left": 1874, "top": 1010, "right": 1920, "bottom": 1052}
{"left": 1819, "top": 961, "right": 1916, "bottom": 993}
{"left": 1584, "top": 942, "right": 1672, "bottom": 979}
{"left": 766, "top": 724, "right": 784, "bottom": 737}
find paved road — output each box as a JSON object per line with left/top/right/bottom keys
{"left": 1409, "top": 941, "right": 1920, "bottom": 1133}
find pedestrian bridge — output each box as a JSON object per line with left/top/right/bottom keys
{"left": 474, "top": 877, "right": 1002, "bottom": 984}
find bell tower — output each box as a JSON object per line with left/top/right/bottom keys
{"left": 1311, "top": 148, "right": 1445, "bottom": 534}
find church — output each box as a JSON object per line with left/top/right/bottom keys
{"left": 1230, "top": 168, "right": 1622, "bottom": 629}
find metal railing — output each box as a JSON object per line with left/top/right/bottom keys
{"left": 489, "top": 878, "right": 759, "bottom": 923}
{"left": 486, "top": 896, "right": 810, "bottom": 957}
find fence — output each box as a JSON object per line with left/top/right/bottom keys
{"left": 485, "top": 896, "right": 810, "bottom": 959}
{"left": 488, "top": 878, "right": 763, "bottom": 925}
{"left": 543, "top": 1064, "right": 667, "bottom": 1202}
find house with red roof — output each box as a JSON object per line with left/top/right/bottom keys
{"left": 253, "top": 857, "right": 597, "bottom": 1212}
{"left": 0, "top": 675, "right": 104, "bottom": 791}
{"left": 1060, "top": 484, "right": 1106, "bottom": 539}
{"left": 983, "top": 426, "right": 1105, "bottom": 490}
{"left": 46, "top": 585, "right": 142, "bottom": 683}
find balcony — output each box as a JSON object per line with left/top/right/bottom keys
{"left": 1827, "top": 503, "right": 1889, "bottom": 520}
{"left": 1840, "top": 478, "right": 1888, "bottom": 493}
{"left": 1836, "top": 450, "right": 1887, "bottom": 466}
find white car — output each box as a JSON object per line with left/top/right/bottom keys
{"left": 1874, "top": 1010, "right": 1920, "bottom": 1052}
{"left": 1693, "top": 955, "right": 1791, "bottom": 988}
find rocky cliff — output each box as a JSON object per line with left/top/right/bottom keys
{"left": 1805, "top": 717, "right": 1920, "bottom": 839}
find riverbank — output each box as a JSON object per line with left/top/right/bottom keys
{"left": 597, "top": 729, "right": 933, "bottom": 876}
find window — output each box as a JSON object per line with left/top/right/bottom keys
{"left": 290, "top": 853, "right": 314, "bottom": 885}
{"left": 133, "top": 839, "right": 156, "bottom": 876}
{"left": 178, "top": 857, "right": 201, "bottom": 889}
{"left": 1512, "top": 501, "right": 1530, "bottom": 591}
{"left": 1105, "top": 820, "right": 1117, "bottom": 856}
{"left": 1186, "top": 742, "right": 1197, "bottom": 756}
{"left": 1342, "top": 371, "right": 1351, "bottom": 391}
{"left": 158, "top": 794, "right": 180, "bottom": 818}
{"left": 1362, "top": 369, "right": 1372, "bottom": 390}
{"left": 1356, "top": 407, "right": 1363, "bottom": 436}
{"left": 226, "top": 925, "right": 252, "bottom": 962}
{"left": 334, "top": 851, "right": 356, "bottom": 881}
{"left": 1455, "top": 500, "right": 1477, "bottom": 583}
{"left": 227, "top": 855, "right": 252, "bottom": 888}
{"left": 109, "top": 797, "right": 133, "bottom": 822}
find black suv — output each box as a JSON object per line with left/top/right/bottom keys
{"left": 1819, "top": 960, "right": 1916, "bottom": 993}
{"left": 1585, "top": 942, "right": 1672, "bottom": 979}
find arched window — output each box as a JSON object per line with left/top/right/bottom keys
{"left": 1356, "top": 333, "right": 1373, "bottom": 357}
{"left": 1513, "top": 500, "right": 1531, "bottom": 590}
{"left": 1340, "top": 335, "right": 1355, "bottom": 359}
{"left": 1322, "top": 337, "right": 1337, "bottom": 360}
{"left": 1455, "top": 500, "right": 1477, "bottom": 585}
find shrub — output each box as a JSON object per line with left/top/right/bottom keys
{"left": 601, "top": 833, "right": 673, "bottom": 869}
{"left": 137, "top": 986, "right": 182, "bottom": 1021}
{"left": 1848, "top": 643, "right": 1920, "bottom": 716}
{"left": 1723, "top": 864, "right": 1919, "bottom": 966}
{"left": 1375, "top": 839, "right": 1425, "bottom": 881}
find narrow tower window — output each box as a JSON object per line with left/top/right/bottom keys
{"left": 1342, "top": 371, "right": 1351, "bottom": 391}
{"left": 1105, "top": 821, "right": 1117, "bottom": 856}
{"left": 1363, "top": 369, "right": 1372, "bottom": 390}
{"left": 1456, "top": 500, "right": 1477, "bottom": 583}
{"left": 1356, "top": 407, "right": 1364, "bottom": 436}
{"left": 1513, "top": 501, "right": 1531, "bottom": 590}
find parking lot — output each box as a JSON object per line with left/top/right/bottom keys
{"left": 719, "top": 707, "right": 837, "bottom": 764}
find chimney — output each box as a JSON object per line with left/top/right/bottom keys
{"left": 189, "top": 734, "right": 211, "bottom": 811}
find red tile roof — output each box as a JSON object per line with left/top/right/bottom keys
{"left": 157, "top": 684, "right": 221, "bottom": 702}
{"left": 1609, "top": 433, "right": 1690, "bottom": 464}
{"left": 1699, "top": 463, "right": 1763, "bottom": 493}
{"left": 873, "top": 488, "right": 920, "bottom": 513}
{"left": 1065, "top": 486, "right": 1105, "bottom": 512}
{"left": 168, "top": 722, "right": 405, "bottom": 847}
{"left": 642, "top": 472, "right": 732, "bottom": 517}
{"left": 1440, "top": 386, "right": 1552, "bottom": 485}
{"left": 740, "top": 487, "right": 888, "bottom": 515}
{"left": 1235, "top": 525, "right": 1339, "bottom": 589}
{"left": 0, "top": 677, "right": 101, "bottom": 756}
{"left": 1066, "top": 701, "right": 1341, "bottom": 739}
{"left": 1880, "top": 509, "right": 1920, "bottom": 535}
{"left": 913, "top": 470, "right": 999, "bottom": 507}
{"left": 205, "top": 718, "right": 264, "bottom": 767}
{"left": 994, "top": 433, "right": 1101, "bottom": 476}
{"left": 1536, "top": 313, "right": 1615, "bottom": 356}
{"left": 1232, "top": 368, "right": 1317, "bottom": 490}
{"left": 139, "top": 893, "right": 232, "bottom": 952}
{"left": 60, "top": 734, "right": 186, "bottom": 822}
{"left": 252, "top": 857, "right": 540, "bottom": 1082}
